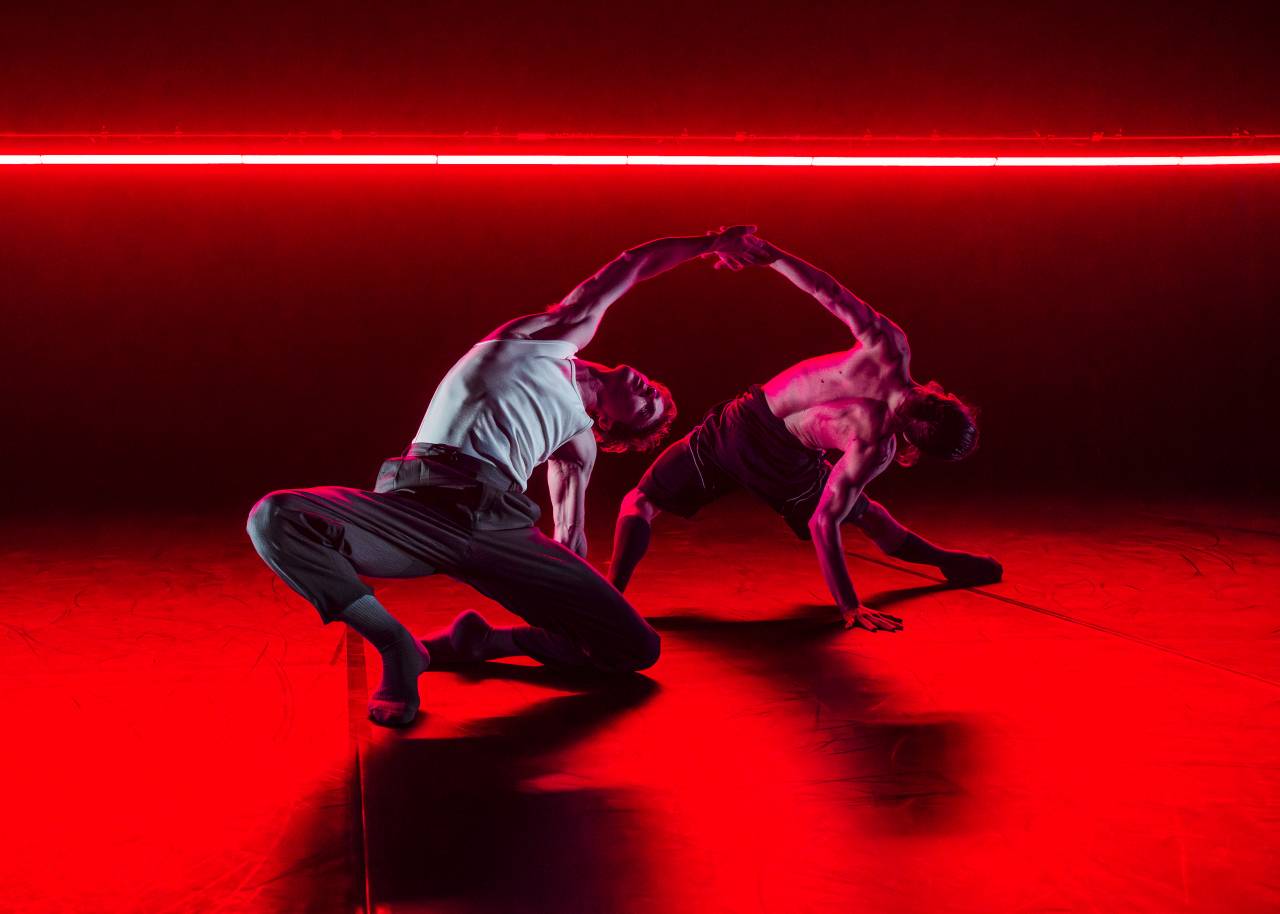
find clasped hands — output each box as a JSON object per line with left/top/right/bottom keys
{"left": 703, "top": 224, "right": 780, "bottom": 271}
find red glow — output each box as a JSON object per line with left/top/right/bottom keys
{"left": 626, "top": 154, "right": 814, "bottom": 166}
{"left": 2, "top": 153, "right": 1278, "bottom": 167}
{"left": 241, "top": 153, "right": 440, "bottom": 165}
{"left": 36, "top": 154, "right": 245, "bottom": 165}
{"left": 436, "top": 154, "right": 628, "bottom": 165}
{"left": 4, "top": 501, "right": 1277, "bottom": 912}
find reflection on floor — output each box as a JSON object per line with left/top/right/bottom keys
{"left": 2, "top": 495, "right": 1276, "bottom": 913}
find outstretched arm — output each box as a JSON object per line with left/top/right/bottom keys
{"left": 809, "top": 442, "right": 904, "bottom": 632}
{"left": 715, "top": 234, "right": 909, "bottom": 354}
{"left": 490, "top": 226, "right": 757, "bottom": 349}
{"left": 548, "top": 428, "right": 597, "bottom": 558}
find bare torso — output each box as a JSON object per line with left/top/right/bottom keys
{"left": 760, "top": 342, "right": 912, "bottom": 467}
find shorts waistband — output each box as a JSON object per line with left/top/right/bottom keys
{"left": 740, "top": 385, "right": 822, "bottom": 454}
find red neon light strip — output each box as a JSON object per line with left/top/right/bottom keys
{"left": 1, "top": 153, "right": 1278, "bottom": 167}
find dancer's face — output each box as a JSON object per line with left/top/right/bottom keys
{"left": 599, "top": 364, "right": 665, "bottom": 431}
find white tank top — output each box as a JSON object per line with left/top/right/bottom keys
{"left": 413, "top": 338, "right": 594, "bottom": 491}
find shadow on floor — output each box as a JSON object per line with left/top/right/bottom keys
{"left": 653, "top": 602, "right": 980, "bottom": 835}
{"left": 862, "top": 582, "right": 955, "bottom": 610}
{"left": 362, "top": 671, "right": 660, "bottom": 913}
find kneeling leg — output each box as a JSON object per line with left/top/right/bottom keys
{"left": 456, "top": 526, "right": 661, "bottom": 673}
{"left": 246, "top": 486, "right": 464, "bottom": 725}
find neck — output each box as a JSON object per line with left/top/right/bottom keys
{"left": 574, "top": 360, "right": 606, "bottom": 412}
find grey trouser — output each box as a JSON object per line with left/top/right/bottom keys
{"left": 245, "top": 451, "right": 660, "bottom": 673}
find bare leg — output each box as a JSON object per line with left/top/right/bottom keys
{"left": 852, "top": 498, "right": 1002, "bottom": 585}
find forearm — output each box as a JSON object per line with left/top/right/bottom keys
{"left": 548, "top": 464, "right": 589, "bottom": 552}
{"left": 810, "top": 520, "right": 860, "bottom": 609}
{"left": 551, "top": 235, "right": 719, "bottom": 346}
{"left": 553, "top": 511, "right": 585, "bottom": 542}
{"left": 758, "top": 242, "right": 838, "bottom": 296}
{"left": 620, "top": 234, "right": 719, "bottom": 284}
{"left": 551, "top": 489, "right": 586, "bottom": 541}
{"left": 766, "top": 245, "right": 880, "bottom": 334}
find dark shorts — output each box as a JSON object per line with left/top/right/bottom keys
{"left": 638, "top": 386, "right": 869, "bottom": 539}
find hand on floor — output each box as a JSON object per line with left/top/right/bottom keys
{"left": 841, "top": 605, "right": 904, "bottom": 633}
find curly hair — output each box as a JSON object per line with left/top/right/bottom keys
{"left": 892, "top": 381, "right": 979, "bottom": 466}
{"left": 593, "top": 380, "right": 678, "bottom": 454}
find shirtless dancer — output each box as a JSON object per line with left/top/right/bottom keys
{"left": 609, "top": 232, "right": 1002, "bottom": 632}
{"left": 247, "top": 227, "right": 754, "bottom": 725}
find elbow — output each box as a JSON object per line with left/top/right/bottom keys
{"left": 808, "top": 514, "right": 836, "bottom": 541}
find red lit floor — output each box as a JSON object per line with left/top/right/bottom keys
{"left": 2, "top": 495, "right": 1277, "bottom": 913}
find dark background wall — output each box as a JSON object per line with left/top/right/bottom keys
{"left": 3, "top": 2, "right": 1278, "bottom": 515}
{"left": 3, "top": 2, "right": 1277, "bottom": 136}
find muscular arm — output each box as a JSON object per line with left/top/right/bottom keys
{"left": 724, "top": 236, "right": 909, "bottom": 353}
{"left": 808, "top": 443, "right": 904, "bottom": 632}
{"left": 489, "top": 226, "right": 755, "bottom": 349}
{"left": 547, "top": 428, "right": 597, "bottom": 558}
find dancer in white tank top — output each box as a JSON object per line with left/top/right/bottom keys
{"left": 415, "top": 337, "right": 593, "bottom": 491}
{"left": 248, "top": 226, "right": 759, "bottom": 726}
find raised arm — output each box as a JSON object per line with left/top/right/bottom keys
{"left": 717, "top": 234, "right": 908, "bottom": 354}
{"left": 488, "top": 226, "right": 757, "bottom": 349}
{"left": 808, "top": 441, "right": 904, "bottom": 632}
{"left": 547, "top": 428, "right": 597, "bottom": 558}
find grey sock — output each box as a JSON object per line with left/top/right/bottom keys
{"left": 340, "top": 594, "right": 429, "bottom": 725}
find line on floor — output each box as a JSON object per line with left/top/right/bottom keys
{"left": 846, "top": 551, "right": 1279, "bottom": 689}
{"left": 345, "top": 627, "right": 374, "bottom": 914}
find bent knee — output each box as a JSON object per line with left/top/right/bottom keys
{"left": 621, "top": 628, "right": 661, "bottom": 672}
{"left": 246, "top": 490, "right": 305, "bottom": 541}
{"left": 621, "top": 488, "right": 661, "bottom": 523}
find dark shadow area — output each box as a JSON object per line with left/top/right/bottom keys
{"left": 362, "top": 674, "right": 659, "bottom": 913}
{"left": 424, "top": 657, "right": 646, "bottom": 692}
{"left": 652, "top": 604, "right": 979, "bottom": 835}
{"left": 862, "top": 582, "right": 956, "bottom": 610}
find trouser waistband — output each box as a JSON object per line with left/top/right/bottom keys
{"left": 399, "top": 443, "right": 521, "bottom": 493}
